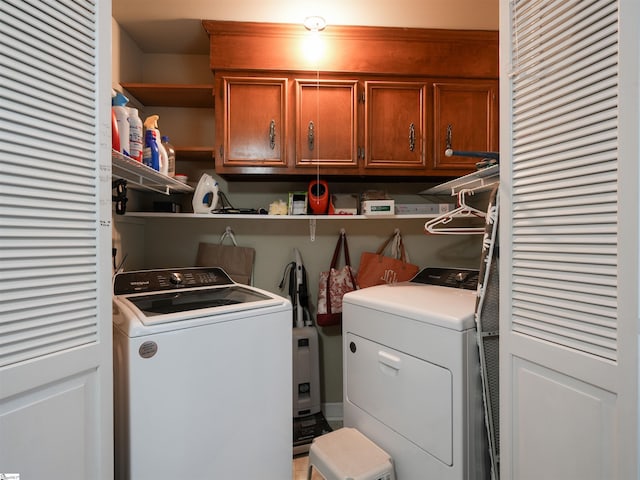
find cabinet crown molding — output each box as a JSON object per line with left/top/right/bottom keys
{"left": 202, "top": 20, "right": 498, "bottom": 78}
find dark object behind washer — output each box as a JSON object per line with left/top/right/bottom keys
{"left": 411, "top": 267, "right": 479, "bottom": 290}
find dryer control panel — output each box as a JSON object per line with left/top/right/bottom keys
{"left": 411, "top": 267, "right": 479, "bottom": 290}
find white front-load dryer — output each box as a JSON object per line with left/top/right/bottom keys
{"left": 342, "top": 267, "right": 489, "bottom": 480}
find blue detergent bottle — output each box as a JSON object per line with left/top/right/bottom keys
{"left": 143, "top": 129, "right": 159, "bottom": 170}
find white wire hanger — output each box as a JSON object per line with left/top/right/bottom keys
{"left": 424, "top": 188, "right": 487, "bottom": 235}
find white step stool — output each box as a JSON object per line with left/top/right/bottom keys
{"left": 307, "top": 427, "right": 396, "bottom": 480}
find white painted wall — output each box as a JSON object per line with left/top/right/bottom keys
{"left": 113, "top": 0, "right": 499, "bottom": 53}
{"left": 119, "top": 0, "right": 498, "bottom": 29}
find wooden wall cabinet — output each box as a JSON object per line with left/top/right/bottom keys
{"left": 204, "top": 21, "right": 499, "bottom": 179}
{"left": 295, "top": 79, "right": 359, "bottom": 171}
{"left": 432, "top": 80, "right": 499, "bottom": 172}
{"left": 215, "top": 75, "right": 361, "bottom": 176}
{"left": 364, "top": 81, "right": 428, "bottom": 172}
{"left": 216, "top": 76, "right": 288, "bottom": 173}
{"left": 214, "top": 75, "right": 498, "bottom": 177}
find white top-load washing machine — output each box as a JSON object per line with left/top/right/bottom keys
{"left": 112, "top": 267, "right": 292, "bottom": 480}
{"left": 343, "top": 267, "right": 489, "bottom": 480}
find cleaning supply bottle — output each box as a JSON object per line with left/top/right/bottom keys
{"left": 161, "top": 135, "right": 176, "bottom": 177}
{"left": 192, "top": 174, "right": 219, "bottom": 213}
{"left": 143, "top": 115, "right": 168, "bottom": 174}
{"left": 112, "top": 91, "right": 130, "bottom": 157}
{"left": 111, "top": 109, "right": 120, "bottom": 152}
{"left": 127, "top": 107, "right": 143, "bottom": 162}
{"left": 143, "top": 129, "right": 159, "bottom": 170}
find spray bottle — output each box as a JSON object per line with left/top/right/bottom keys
{"left": 143, "top": 129, "right": 159, "bottom": 170}
{"left": 112, "top": 91, "right": 130, "bottom": 157}
{"left": 143, "top": 115, "right": 168, "bottom": 174}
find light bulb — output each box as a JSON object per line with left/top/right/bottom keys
{"left": 303, "top": 30, "right": 325, "bottom": 63}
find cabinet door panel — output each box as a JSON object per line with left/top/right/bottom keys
{"left": 432, "top": 81, "right": 498, "bottom": 172}
{"left": 365, "top": 82, "right": 427, "bottom": 169}
{"left": 296, "top": 79, "right": 358, "bottom": 168}
{"left": 220, "top": 77, "right": 287, "bottom": 167}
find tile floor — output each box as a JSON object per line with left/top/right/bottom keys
{"left": 292, "top": 419, "right": 342, "bottom": 479}
{"left": 292, "top": 454, "right": 323, "bottom": 480}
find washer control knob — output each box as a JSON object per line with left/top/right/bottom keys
{"left": 169, "top": 272, "right": 184, "bottom": 285}
{"left": 455, "top": 271, "right": 468, "bottom": 283}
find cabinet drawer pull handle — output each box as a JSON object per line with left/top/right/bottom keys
{"left": 409, "top": 123, "right": 415, "bottom": 152}
{"left": 269, "top": 120, "right": 276, "bottom": 150}
{"left": 308, "top": 121, "right": 315, "bottom": 151}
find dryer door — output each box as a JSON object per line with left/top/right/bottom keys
{"left": 345, "top": 333, "right": 453, "bottom": 466}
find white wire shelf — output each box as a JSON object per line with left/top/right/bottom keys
{"left": 419, "top": 164, "right": 499, "bottom": 197}
{"left": 122, "top": 212, "right": 436, "bottom": 219}
{"left": 112, "top": 150, "right": 194, "bottom": 195}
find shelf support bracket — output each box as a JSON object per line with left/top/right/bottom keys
{"left": 309, "top": 218, "right": 317, "bottom": 242}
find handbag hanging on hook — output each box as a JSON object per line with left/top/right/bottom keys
{"left": 316, "top": 229, "right": 358, "bottom": 327}
{"left": 356, "top": 229, "right": 419, "bottom": 288}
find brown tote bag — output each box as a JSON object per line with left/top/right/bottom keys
{"left": 195, "top": 227, "right": 255, "bottom": 285}
{"left": 356, "top": 229, "right": 419, "bottom": 288}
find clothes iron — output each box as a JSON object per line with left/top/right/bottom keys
{"left": 192, "top": 173, "right": 219, "bottom": 213}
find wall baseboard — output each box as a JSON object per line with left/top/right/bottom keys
{"left": 322, "top": 402, "right": 343, "bottom": 425}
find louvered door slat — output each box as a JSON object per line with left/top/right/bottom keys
{"left": 3, "top": 292, "right": 99, "bottom": 319}
{"left": 3, "top": 152, "right": 95, "bottom": 179}
{"left": 512, "top": 141, "right": 617, "bottom": 169}
{"left": 3, "top": 0, "right": 94, "bottom": 65}
{"left": 512, "top": 282, "right": 616, "bottom": 309}
{"left": 513, "top": 308, "right": 616, "bottom": 341}
{"left": 516, "top": 8, "right": 617, "bottom": 79}
{"left": 0, "top": 0, "right": 99, "bottom": 367}
{"left": 513, "top": 301, "right": 617, "bottom": 327}
{"left": 509, "top": 0, "right": 619, "bottom": 361}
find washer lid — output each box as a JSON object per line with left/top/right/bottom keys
{"left": 124, "top": 285, "right": 272, "bottom": 317}
{"left": 343, "top": 283, "right": 477, "bottom": 331}
{"left": 115, "top": 285, "right": 287, "bottom": 327}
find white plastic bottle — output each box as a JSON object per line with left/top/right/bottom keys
{"left": 161, "top": 136, "right": 176, "bottom": 177}
{"left": 158, "top": 140, "right": 169, "bottom": 175}
{"left": 127, "top": 107, "right": 143, "bottom": 162}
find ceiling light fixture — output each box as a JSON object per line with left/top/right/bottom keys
{"left": 304, "top": 16, "right": 326, "bottom": 32}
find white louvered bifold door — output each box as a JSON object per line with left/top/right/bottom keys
{"left": 500, "top": 0, "right": 639, "bottom": 479}
{"left": 0, "top": 1, "right": 113, "bottom": 479}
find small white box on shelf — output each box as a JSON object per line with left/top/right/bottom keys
{"left": 361, "top": 199, "right": 395, "bottom": 215}
{"left": 394, "top": 203, "right": 455, "bottom": 215}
